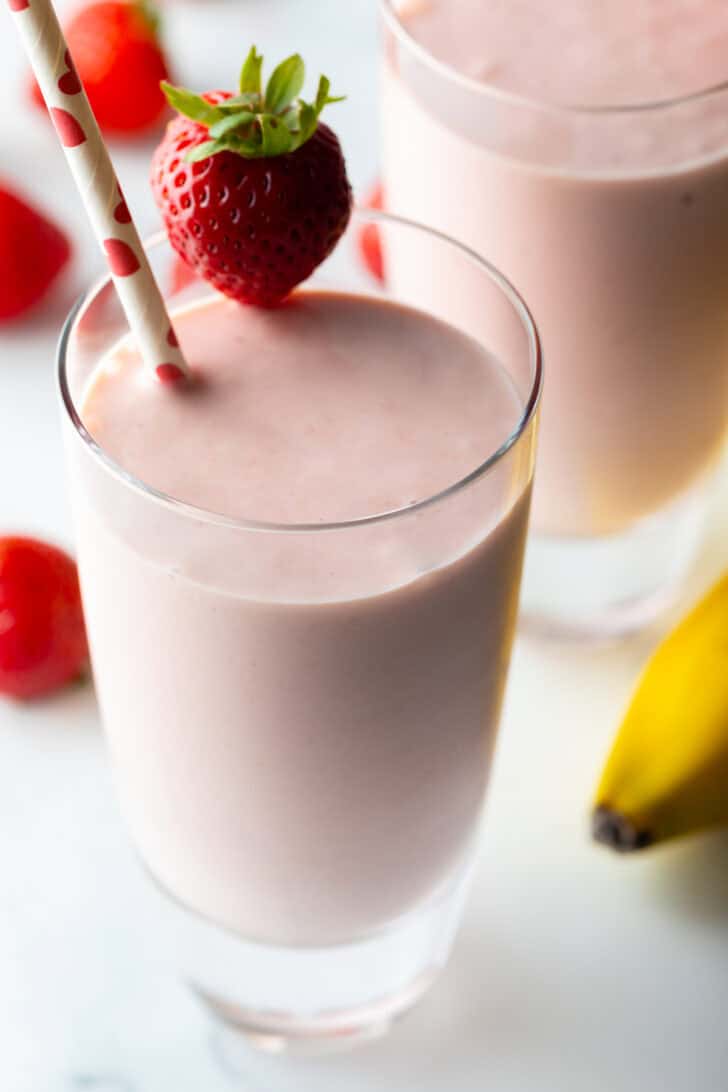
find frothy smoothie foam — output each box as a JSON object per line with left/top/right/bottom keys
{"left": 76, "top": 289, "right": 530, "bottom": 945}
{"left": 84, "top": 293, "right": 521, "bottom": 525}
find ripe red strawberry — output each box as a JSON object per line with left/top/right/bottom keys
{"left": 0, "top": 185, "right": 72, "bottom": 322}
{"left": 358, "top": 180, "right": 385, "bottom": 282}
{"left": 0, "top": 537, "right": 88, "bottom": 700}
{"left": 151, "top": 48, "right": 352, "bottom": 307}
{"left": 31, "top": 0, "right": 170, "bottom": 137}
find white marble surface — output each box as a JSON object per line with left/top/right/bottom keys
{"left": 1, "top": 2, "right": 728, "bottom": 1089}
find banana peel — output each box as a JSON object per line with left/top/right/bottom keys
{"left": 593, "top": 572, "right": 728, "bottom": 852}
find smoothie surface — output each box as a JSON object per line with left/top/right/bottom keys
{"left": 82, "top": 290, "right": 521, "bottom": 525}
{"left": 398, "top": 0, "right": 728, "bottom": 106}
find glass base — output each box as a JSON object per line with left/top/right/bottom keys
{"left": 520, "top": 478, "right": 710, "bottom": 640}
{"left": 147, "top": 856, "right": 474, "bottom": 1065}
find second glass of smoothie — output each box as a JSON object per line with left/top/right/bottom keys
{"left": 381, "top": 0, "right": 728, "bottom": 636}
{"left": 59, "top": 212, "right": 541, "bottom": 1055}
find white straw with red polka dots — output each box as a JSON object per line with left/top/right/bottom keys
{"left": 8, "top": 0, "right": 190, "bottom": 383}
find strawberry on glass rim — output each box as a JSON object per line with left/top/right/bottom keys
{"left": 152, "top": 47, "right": 353, "bottom": 308}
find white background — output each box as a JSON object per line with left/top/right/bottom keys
{"left": 1, "top": 2, "right": 728, "bottom": 1089}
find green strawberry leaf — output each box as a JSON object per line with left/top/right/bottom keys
{"left": 289, "top": 102, "right": 318, "bottom": 151}
{"left": 161, "top": 83, "right": 225, "bottom": 126}
{"left": 281, "top": 107, "right": 302, "bottom": 132}
{"left": 166, "top": 48, "right": 346, "bottom": 164}
{"left": 208, "top": 111, "right": 255, "bottom": 139}
{"left": 264, "top": 53, "right": 305, "bottom": 115}
{"left": 227, "top": 135, "right": 266, "bottom": 157}
{"left": 314, "top": 75, "right": 347, "bottom": 113}
{"left": 185, "top": 139, "right": 226, "bottom": 163}
{"left": 216, "top": 92, "right": 261, "bottom": 112}
{"left": 240, "top": 46, "right": 263, "bottom": 95}
{"left": 258, "top": 115, "right": 294, "bottom": 156}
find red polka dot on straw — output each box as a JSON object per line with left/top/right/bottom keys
{"left": 50, "top": 106, "right": 85, "bottom": 147}
{"left": 9, "top": 0, "right": 190, "bottom": 384}
{"left": 103, "top": 238, "right": 140, "bottom": 277}
{"left": 113, "top": 187, "right": 131, "bottom": 224}
{"left": 57, "top": 49, "right": 81, "bottom": 94}
{"left": 156, "top": 363, "right": 186, "bottom": 383}
{"left": 166, "top": 326, "right": 179, "bottom": 347}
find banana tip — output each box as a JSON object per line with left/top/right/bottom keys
{"left": 592, "top": 805, "right": 653, "bottom": 853}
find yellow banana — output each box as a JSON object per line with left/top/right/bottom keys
{"left": 593, "top": 571, "right": 728, "bottom": 852}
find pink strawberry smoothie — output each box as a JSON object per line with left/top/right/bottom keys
{"left": 74, "top": 289, "right": 532, "bottom": 946}
{"left": 383, "top": 0, "right": 728, "bottom": 537}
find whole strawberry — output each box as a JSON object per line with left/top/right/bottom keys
{"left": 0, "top": 185, "right": 72, "bottom": 322}
{"left": 31, "top": 0, "right": 170, "bottom": 137}
{"left": 0, "top": 537, "right": 88, "bottom": 700}
{"left": 152, "top": 48, "right": 352, "bottom": 307}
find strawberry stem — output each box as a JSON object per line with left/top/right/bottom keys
{"left": 161, "top": 48, "right": 345, "bottom": 162}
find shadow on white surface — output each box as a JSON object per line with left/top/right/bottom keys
{"left": 643, "top": 831, "right": 728, "bottom": 929}
{"left": 69, "top": 1075, "right": 135, "bottom": 1092}
{"left": 205, "top": 916, "right": 645, "bottom": 1092}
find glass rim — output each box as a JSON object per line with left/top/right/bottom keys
{"left": 57, "top": 212, "right": 542, "bottom": 536}
{"left": 380, "top": 0, "right": 728, "bottom": 115}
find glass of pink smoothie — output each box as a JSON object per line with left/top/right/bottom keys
{"left": 381, "top": 0, "right": 728, "bottom": 637}
{"left": 58, "top": 212, "right": 541, "bottom": 1056}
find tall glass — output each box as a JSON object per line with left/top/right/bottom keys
{"left": 58, "top": 213, "right": 541, "bottom": 1056}
{"left": 381, "top": 2, "right": 728, "bottom": 637}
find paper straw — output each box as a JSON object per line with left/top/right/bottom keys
{"left": 8, "top": 0, "right": 190, "bottom": 384}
